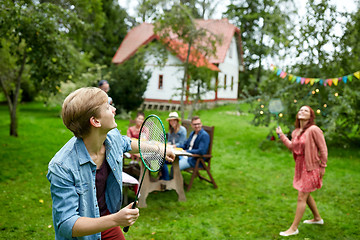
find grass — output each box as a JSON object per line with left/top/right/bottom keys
{"left": 0, "top": 102, "right": 359, "bottom": 239}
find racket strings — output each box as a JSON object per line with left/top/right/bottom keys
{"left": 140, "top": 119, "right": 166, "bottom": 171}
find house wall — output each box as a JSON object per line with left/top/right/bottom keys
{"left": 216, "top": 36, "right": 239, "bottom": 100}
{"left": 143, "top": 36, "right": 239, "bottom": 104}
{"left": 143, "top": 53, "right": 184, "bottom": 102}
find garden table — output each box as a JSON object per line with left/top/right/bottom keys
{"left": 137, "top": 148, "right": 191, "bottom": 208}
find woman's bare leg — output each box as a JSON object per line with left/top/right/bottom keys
{"left": 305, "top": 194, "right": 322, "bottom": 221}
{"left": 281, "top": 191, "right": 310, "bottom": 234}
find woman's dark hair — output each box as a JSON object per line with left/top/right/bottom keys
{"left": 136, "top": 111, "right": 145, "bottom": 118}
{"left": 295, "top": 105, "right": 315, "bottom": 135}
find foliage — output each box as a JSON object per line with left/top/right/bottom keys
{"left": 45, "top": 63, "right": 107, "bottom": 107}
{"left": 40, "top": 0, "right": 106, "bottom": 48}
{"left": 109, "top": 54, "right": 151, "bottom": 112}
{"left": 136, "top": 0, "right": 221, "bottom": 22}
{"left": 0, "top": 102, "right": 359, "bottom": 239}
{"left": 0, "top": 0, "right": 89, "bottom": 136}
{"left": 82, "top": 0, "right": 129, "bottom": 66}
{"left": 224, "top": 0, "right": 296, "bottom": 95}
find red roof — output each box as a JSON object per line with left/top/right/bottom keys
{"left": 112, "top": 23, "right": 157, "bottom": 65}
{"left": 195, "top": 19, "right": 241, "bottom": 64}
{"left": 112, "top": 19, "right": 242, "bottom": 71}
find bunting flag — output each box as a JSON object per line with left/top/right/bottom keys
{"left": 270, "top": 65, "right": 360, "bottom": 87}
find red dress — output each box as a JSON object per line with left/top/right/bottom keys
{"left": 292, "top": 133, "right": 322, "bottom": 192}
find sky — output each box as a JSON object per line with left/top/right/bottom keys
{"left": 118, "top": 0, "right": 357, "bottom": 21}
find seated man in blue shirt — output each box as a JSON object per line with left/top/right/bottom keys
{"left": 47, "top": 87, "right": 174, "bottom": 240}
{"left": 178, "top": 116, "right": 210, "bottom": 170}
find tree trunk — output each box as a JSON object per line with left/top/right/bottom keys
{"left": 10, "top": 106, "right": 18, "bottom": 137}
{"left": 188, "top": 81, "right": 201, "bottom": 120}
{"left": 256, "top": 30, "right": 264, "bottom": 84}
{"left": 180, "top": 39, "right": 192, "bottom": 121}
{"left": 0, "top": 51, "right": 26, "bottom": 137}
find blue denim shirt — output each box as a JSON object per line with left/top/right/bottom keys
{"left": 47, "top": 129, "right": 131, "bottom": 240}
{"left": 167, "top": 125, "right": 187, "bottom": 147}
{"left": 179, "top": 128, "right": 209, "bottom": 155}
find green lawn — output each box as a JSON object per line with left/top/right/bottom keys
{"left": 0, "top": 102, "right": 359, "bottom": 239}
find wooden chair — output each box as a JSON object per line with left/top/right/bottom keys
{"left": 123, "top": 119, "right": 140, "bottom": 178}
{"left": 184, "top": 125, "right": 218, "bottom": 191}
{"left": 181, "top": 119, "right": 192, "bottom": 138}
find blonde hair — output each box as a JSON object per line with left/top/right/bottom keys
{"left": 62, "top": 87, "right": 108, "bottom": 138}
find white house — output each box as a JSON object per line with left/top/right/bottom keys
{"left": 112, "top": 19, "right": 244, "bottom": 110}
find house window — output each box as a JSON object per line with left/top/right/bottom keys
{"left": 224, "top": 75, "right": 227, "bottom": 90}
{"left": 231, "top": 76, "right": 234, "bottom": 91}
{"left": 158, "top": 75, "right": 163, "bottom": 89}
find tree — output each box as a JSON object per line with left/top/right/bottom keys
{"left": 109, "top": 54, "right": 151, "bottom": 112}
{"left": 136, "top": 0, "right": 221, "bottom": 22}
{"left": 154, "top": 3, "right": 219, "bottom": 120}
{"left": 0, "top": 1, "right": 85, "bottom": 136}
{"left": 83, "top": 0, "right": 129, "bottom": 66}
{"left": 187, "top": 65, "right": 216, "bottom": 118}
{"left": 224, "top": 0, "right": 295, "bottom": 95}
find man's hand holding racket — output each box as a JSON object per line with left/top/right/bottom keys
{"left": 130, "top": 140, "right": 175, "bottom": 162}
{"left": 164, "top": 146, "right": 175, "bottom": 162}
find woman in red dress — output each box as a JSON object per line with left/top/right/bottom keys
{"left": 276, "top": 105, "right": 328, "bottom": 237}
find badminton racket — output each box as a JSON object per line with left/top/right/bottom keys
{"left": 123, "top": 114, "right": 167, "bottom": 233}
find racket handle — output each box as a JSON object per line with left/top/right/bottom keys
{"left": 123, "top": 226, "right": 130, "bottom": 233}
{"left": 123, "top": 201, "right": 137, "bottom": 233}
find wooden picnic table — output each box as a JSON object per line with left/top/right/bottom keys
{"left": 137, "top": 148, "right": 191, "bottom": 208}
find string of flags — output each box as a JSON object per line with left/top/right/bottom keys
{"left": 271, "top": 65, "right": 360, "bottom": 86}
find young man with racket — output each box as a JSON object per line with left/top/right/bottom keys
{"left": 47, "top": 87, "right": 174, "bottom": 240}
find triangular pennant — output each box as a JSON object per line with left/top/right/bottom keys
{"left": 310, "top": 78, "right": 315, "bottom": 85}
{"left": 333, "top": 78, "right": 338, "bottom": 86}
{"left": 327, "top": 79, "right": 333, "bottom": 86}
{"left": 296, "top": 76, "right": 301, "bottom": 83}
{"left": 280, "top": 72, "right": 287, "bottom": 79}
{"left": 301, "top": 78, "right": 305, "bottom": 84}
{"left": 343, "top": 75, "right": 348, "bottom": 83}
{"left": 276, "top": 69, "right": 282, "bottom": 76}
{"left": 354, "top": 71, "right": 360, "bottom": 79}
{"left": 289, "top": 74, "right": 293, "bottom": 81}
{"left": 305, "top": 78, "right": 310, "bottom": 84}
{"left": 319, "top": 79, "right": 323, "bottom": 85}
{"left": 348, "top": 75, "right": 353, "bottom": 82}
